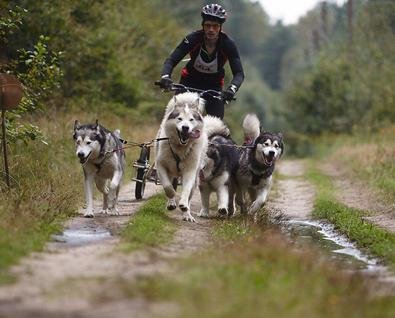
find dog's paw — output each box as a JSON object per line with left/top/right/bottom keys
{"left": 112, "top": 207, "right": 120, "bottom": 216}
{"left": 248, "top": 201, "right": 262, "bottom": 215}
{"left": 167, "top": 198, "right": 177, "bottom": 210}
{"left": 100, "top": 208, "right": 108, "bottom": 214}
{"left": 198, "top": 209, "right": 209, "bottom": 218}
{"left": 179, "top": 200, "right": 189, "bottom": 212}
{"left": 84, "top": 211, "right": 94, "bottom": 218}
{"left": 183, "top": 212, "right": 196, "bottom": 222}
{"left": 218, "top": 208, "right": 228, "bottom": 217}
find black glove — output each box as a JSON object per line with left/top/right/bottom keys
{"left": 222, "top": 85, "right": 237, "bottom": 102}
{"left": 159, "top": 75, "right": 173, "bottom": 89}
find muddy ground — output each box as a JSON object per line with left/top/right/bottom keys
{"left": 0, "top": 159, "right": 394, "bottom": 317}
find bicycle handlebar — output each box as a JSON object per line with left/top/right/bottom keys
{"left": 154, "top": 81, "right": 236, "bottom": 102}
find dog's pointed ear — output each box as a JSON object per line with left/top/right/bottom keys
{"left": 277, "top": 132, "right": 284, "bottom": 141}
{"left": 173, "top": 96, "right": 178, "bottom": 104}
{"left": 74, "top": 120, "right": 81, "bottom": 131}
{"left": 94, "top": 120, "right": 100, "bottom": 133}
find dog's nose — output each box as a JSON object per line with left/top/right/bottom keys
{"left": 268, "top": 151, "right": 275, "bottom": 157}
{"left": 181, "top": 126, "right": 189, "bottom": 133}
{"left": 77, "top": 152, "right": 85, "bottom": 159}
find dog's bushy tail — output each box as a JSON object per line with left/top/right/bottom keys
{"left": 204, "top": 115, "right": 230, "bottom": 139}
{"left": 242, "top": 113, "right": 260, "bottom": 144}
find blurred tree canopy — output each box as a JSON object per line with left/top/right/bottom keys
{"left": 1, "top": 0, "right": 393, "bottom": 150}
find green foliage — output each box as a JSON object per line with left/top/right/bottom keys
{"left": 282, "top": 1, "right": 395, "bottom": 138}
{"left": 1, "top": 6, "right": 63, "bottom": 143}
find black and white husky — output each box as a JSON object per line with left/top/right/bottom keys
{"left": 198, "top": 117, "right": 238, "bottom": 218}
{"left": 155, "top": 92, "right": 207, "bottom": 222}
{"left": 73, "top": 120, "right": 126, "bottom": 217}
{"left": 235, "top": 114, "right": 284, "bottom": 215}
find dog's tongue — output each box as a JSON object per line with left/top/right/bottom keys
{"left": 189, "top": 129, "right": 200, "bottom": 139}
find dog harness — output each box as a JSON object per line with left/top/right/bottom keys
{"left": 168, "top": 141, "right": 181, "bottom": 173}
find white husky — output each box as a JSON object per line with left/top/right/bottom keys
{"left": 73, "top": 120, "right": 126, "bottom": 217}
{"left": 155, "top": 92, "right": 207, "bottom": 222}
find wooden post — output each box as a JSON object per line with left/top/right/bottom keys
{"left": 0, "top": 94, "right": 10, "bottom": 188}
{"left": 0, "top": 73, "right": 23, "bottom": 189}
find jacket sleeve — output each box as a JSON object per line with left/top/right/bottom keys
{"left": 225, "top": 37, "right": 245, "bottom": 90}
{"left": 161, "top": 33, "right": 195, "bottom": 77}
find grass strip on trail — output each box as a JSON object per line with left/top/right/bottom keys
{"left": 306, "top": 165, "right": 395, "bottom": 268}
{"left": 120, "top": 218, "right": 395, "bottom": 318}
{"left": 120, "top": 194, "right": 177, "bottom": 252}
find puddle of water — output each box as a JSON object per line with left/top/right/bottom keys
{"left": 52, "top": 227, "right": 112, "bottom": 247}
{"left": 283, "top": 219, "right": 385, "bottom": 272}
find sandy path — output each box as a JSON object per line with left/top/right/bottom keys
{"left": 0, "top": 181, "right": 210, "bottom": 318}
{"left": 267, "top": 160, "right": 315, "bottom": 220}
{"left": 320, "top": 162, "right": 395, "bottom": 233}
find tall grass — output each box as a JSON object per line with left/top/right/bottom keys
{"left": 314, "top": 124, "right": 395, "bottom": 204}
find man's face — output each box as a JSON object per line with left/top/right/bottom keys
{"left": 203, "top": 20, "right": 221, "bottom": 41}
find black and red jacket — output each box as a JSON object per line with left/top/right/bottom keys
{"left": 161, "top": 30, "right": 244, "bottom": 90}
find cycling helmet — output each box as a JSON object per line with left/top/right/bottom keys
{"left": 201, "top": 4, "right": 227, "bottom": 24}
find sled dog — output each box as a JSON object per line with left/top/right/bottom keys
{"left": 198, "top": 116, "right": 239, "bottom": 217}
{"left": 155, "top": 92, "right": 207, "bottom": 222}
{"left": 235, "top": 114, "right": 284, "bottom": 215}
{"left": 73, "top": 120, "right": 126, "bottom": 217}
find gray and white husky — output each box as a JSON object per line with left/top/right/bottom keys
{"left": 155, "top": 92, "right": 207, "bottom": 222}
{"left": 73, "top": 120, "right": 126, "bottom": 217}
{"left": 235, "top": 114, "right": 284, "bottom": 215}
{"left": 198, "top": 117, "right": 239, "bottom": 218}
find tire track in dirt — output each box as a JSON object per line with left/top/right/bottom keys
{"left": 267, "top": 160, "right": 315, "bottom": 220}
{"left": 320, "top": 162, "right": 395, "bottom": 233}
{"left": 0, "top": 182, "right": 210, "bottom": 318}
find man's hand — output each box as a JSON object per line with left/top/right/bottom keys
{"left": 222, "top": 84, "right": 237, "bottom": 102}
{"left": 159, "top": 75, "right": 173, "bottom": 89}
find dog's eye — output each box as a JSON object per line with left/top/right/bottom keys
{"left": 190, "top": 118, "right": 194, "bottom": 122}
{"left": 274, "top": 144, "right": 279, "bottom": 148}
{"left": 177, "top": 118, "right": 182, "bottom": 121}
{"left": 86, "top": 141, "right": 92, "bottom": 145}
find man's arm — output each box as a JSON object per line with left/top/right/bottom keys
{"left": 225, "top": 38, "right": 245, "bottom": 90}
{"left": 161, "top": 33, "right": 196, "bottom": 77}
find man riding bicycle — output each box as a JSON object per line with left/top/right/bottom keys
{"left": 158, "top": 3, "right": 245, "bottom": 119}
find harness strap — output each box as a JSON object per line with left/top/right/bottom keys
{"left": 249, "top": 166, "right": 272, "bottom": 186}
{"left": 168, "top": 141, "right": 181, "bottom": 172}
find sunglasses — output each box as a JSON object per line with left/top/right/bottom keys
{"left": 203, "top": 22, "right": 221, "bottom": 30}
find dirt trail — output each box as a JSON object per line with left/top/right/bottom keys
{"left": 0, "top": 182, "right": 210, "bottom": 318}
{"left": 0, "top": 159, "right": 394, "bottom": 316}
{"left": 320, "top": 162, "right": 395, "bottom": 233}
{"left": 268, "top": 160, "right": 315, "bottom": 220}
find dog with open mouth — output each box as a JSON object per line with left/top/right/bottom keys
{"left": 73, "top": 120, "right": 125, "bottom": 217}
{"left": 234, "top": 114, "right": 284, "bottom": 216}
{"left": 155, "top": 92, "right": 207, "bottom": 222}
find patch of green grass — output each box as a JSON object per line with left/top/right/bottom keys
{"left": 122, "top": 228, "right": 395, "bottom": 318}
{"left": 306, "top": 166, "right": 395, "bottom": 267}
{"left": 119, "top": 194, "right": 177, "bottom": 252}
{"left": 212, "top": 217, "right": 251, "bottom": 241}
